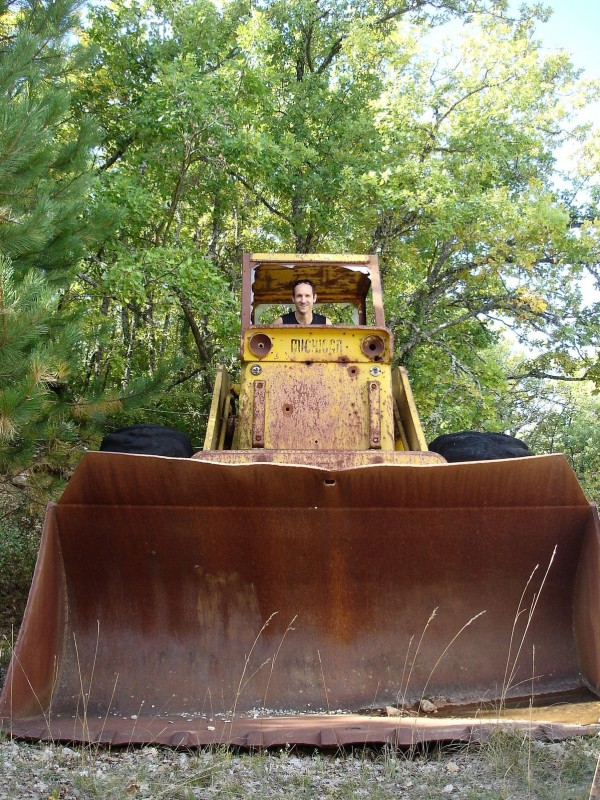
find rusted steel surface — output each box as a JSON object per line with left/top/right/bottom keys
{"left": 58, "top": 451, "right": 588, "bottom": 507}
{"left": 237, "top": 362, "right": 396, "bottom": 451}
{"left": 367, "top": 380, "right": 382, "bottom": 448}
{"left": 193, "top": 449, "right": 446, "bottom": 467}
{"left": 1, "top": 452, "right": 599, "bottom": 746}
{"left": 2, "top": 714, "right": 598, "bottom": 749}
{"left": 241, "top": 327, "right": 392, "bottom": 364}
{"left": 574, "top": 505, "right": 600, "bottom": 694}
{"left": 242, "top": 254, "right": 380, "bottom": 330}
{"left": 393, "top": 366, "right": 428, "bottom": 451}
{"left": 236, "top": 326, "right": 398, "bottom": 451}
{"left": 251, "top": 380, "right": 266, "bottom": 448}
{"left": 251, "top": 262, "right": 372, "bottom": 308}
{"left": 203, "top": 365, "right": 230, "bottom": 450}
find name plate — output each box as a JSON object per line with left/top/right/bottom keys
{"left": 290, "top": 337, "right": 344, "bottom": 355}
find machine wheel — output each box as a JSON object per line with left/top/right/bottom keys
{"left": 100, "top": 424, "right": 194, "bottom": 457}
{"left": 428, "top": 431, "right": 532, "bottom": 462}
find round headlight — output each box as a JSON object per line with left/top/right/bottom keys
{"left": 249, "top": 333, "right": 273, "bottom": 358}
{"left": 360, "top": 335, "right": 385, "bottom": 360}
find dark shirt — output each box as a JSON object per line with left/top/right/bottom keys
{"left": 281, "top": 311, "right": 327, "bottom": 325}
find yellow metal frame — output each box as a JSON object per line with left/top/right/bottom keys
{"left": 204, "top": 254, "right": 429, "bottom": 454}
{"left": 203, "top": 365, "right": 231, "bottom": 450}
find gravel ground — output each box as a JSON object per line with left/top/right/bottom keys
{"left": 0, "top": 732, "right": 598, "bottom": 799}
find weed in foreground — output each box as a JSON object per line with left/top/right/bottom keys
{"left": 63, "top": 746, "right": 229, "bottom": 800}
{"left": 0, "top": 735, "right": 598, "bottom": 799}
{"left": 0, "top": 516, "right": 40, "bottom": 669}
{"left": 477, "top": 728, "right": 598, "bottom": 800}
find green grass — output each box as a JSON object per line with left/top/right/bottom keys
{"left": 0, "top": 731, "right": 597, "bottom": 799}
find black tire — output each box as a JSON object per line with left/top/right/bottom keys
{"left": 428, "top": 431, "right": 532, "bottom": 463}
{"left": 100, "top": 424, "right": 194, "bottom": 457}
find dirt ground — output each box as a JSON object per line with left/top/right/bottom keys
{"left": 0, "top": 729, "right": 599, "bottom": 799}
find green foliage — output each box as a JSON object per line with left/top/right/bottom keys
{"left": 0, "top": 520, "right": 39, "bottom": 591}
{"left": 1, "top": 0, "right": 599, "bottom": 479}
{"left": 0, "top": 0, "right": 105, "bottom": 499}
{"left": 0, "top": 0, "right": 182, "bottom": 505}
{"left": 0, "top": 514, "right": 39, "bottom": 659}
{"left": 0, "top": 258, "right": 84, "bottom": 491}
{"left": 75, "top": 0, "right": 600, "bottom": 443}
{"left": 0, "top": 0, "right": 110, "bottom": 278}
{"left": 370, "top": 17, "right": 599, "bottom": 371}
{"left": 409, "top": 332, "right": 509, "bottom": 439}
{"left": 461, "top": 344, "right": 600, "bottom": 502}
{"left": 515, "top": 380, "right": 600, "bottom": 503}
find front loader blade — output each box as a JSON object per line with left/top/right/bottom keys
{"left": 1, "top": 451, "right": 599, "bottom": 746}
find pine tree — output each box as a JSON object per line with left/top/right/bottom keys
{"left": 0, "top": 1, "right": 111, "bottom": 507}
{"left": 0, "top": 3, "right": 191, "bottom": 512}
{"left": 0, "top": 0, "right": 104, "bottom": 277}
{"left": 0, "top": 257, "right": 81, "bottom": 493}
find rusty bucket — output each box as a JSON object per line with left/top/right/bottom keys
{"left": 1, "top": 451, "right": 599, "bottom": 746}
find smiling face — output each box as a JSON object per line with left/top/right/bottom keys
{"left": 292, "top": 281, "right": 317, "bottom": 318}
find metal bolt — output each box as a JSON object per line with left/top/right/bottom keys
{"left": 250, "top": 364, "right": 262, "bottom": 375}
{"left": 369, "top": 366, "right": 382, "bottom": 376}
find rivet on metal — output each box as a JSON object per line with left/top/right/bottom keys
{"left": 250, "top": 365, "right": 262, "bottom": 375}
{"left": 369, "top": 366, "right": 382, "bottom": 376}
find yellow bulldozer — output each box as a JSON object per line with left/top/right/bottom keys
{"left": 1, "top": 253, "right": 599, "bottom": 747}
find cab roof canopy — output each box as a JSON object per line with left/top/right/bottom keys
{"left": 242, "top": 253, "right": 384, "bottom": 330}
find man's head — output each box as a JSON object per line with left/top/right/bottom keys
{"left": 291, "top": 279, "right": 317, "bottom": 315}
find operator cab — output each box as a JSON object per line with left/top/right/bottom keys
{"left": 241, "top": 253, "right": 385, "bottom": 332}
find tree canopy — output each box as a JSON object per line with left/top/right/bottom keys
{"left": 2, "top": 0, "right": 600, "bottom": 505}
